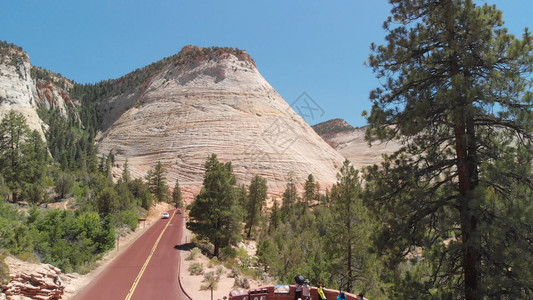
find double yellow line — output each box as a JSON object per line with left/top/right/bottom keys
{"left": 125, "top": 211, "right": 175, "bottom": 300}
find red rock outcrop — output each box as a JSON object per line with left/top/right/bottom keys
{"left": 0, "top": 256, "right": 64, "bottom": 300}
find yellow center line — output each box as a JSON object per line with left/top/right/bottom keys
{"left": 124, "top": 211, "right": 175, "bottom": 300}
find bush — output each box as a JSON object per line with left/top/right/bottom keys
{"left": 0, "top": 249, "right": 10, "bottom": 285}
{"left": 233, "top": 275, "right": 250, "bottom": 289}
{"left": 216, "top": 266, "right": 225, "bottom": 278}
{"left": 186, "top": 247, "right": 201, "bottom": 261}
{"left": 220, "top": 246, "right": 237, "bottom": 260}
{"left": 54, "top": 172, "right": 74, "bottom": 199}
{"left": 188, "top": 262, "right": 204, "bottom": 275}
{"left": 117, "top": 209, "right": 138, "bottom": 231}
{"left": 208, "top": 257, "right": 220, "bottom": 268}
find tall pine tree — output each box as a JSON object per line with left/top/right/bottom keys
{"left": 187, "top": 154, "right": 243, "bottom": 257}
{"left": 365, "top": 0, "right": 533, "bottom": 298}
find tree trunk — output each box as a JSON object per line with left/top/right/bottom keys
{"left": 446, "top": 1, "right": 481, "bottom": 297}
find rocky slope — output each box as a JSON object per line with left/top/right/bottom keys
{"left": 0, "top": 43, "right": 79, "bottom": 137}
{"left": 0, "top": 256, "right": 69, "bottom": 300}
{"left": 97, "top": 46, "right": 345, "bottom": 199}
{"left": 312, "top": 119, "right": 401, "bottom": 170}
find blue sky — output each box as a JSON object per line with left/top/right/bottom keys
{"left": 1, "top": 1, "right": 530, "bottom": 127}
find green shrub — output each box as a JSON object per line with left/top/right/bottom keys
{"left": 188, "top": 262, "right": 204, "bottom": 275}
{"left": 16, "top": 252, "right": 37, "bottom": 263}
{"left": 186, "top": 247, "right": 201, "bottom": 261}
{"left": 117, "top": 209, "right": 138, "bottom": 231}
{"left": 200, "top": 271, "right": 219, "bottom": 290}
{"left": 208, "top": 257, "right": 220, "bottom": 268}
{"left": 220, "top": 246, "right": 237, "bottom": 260}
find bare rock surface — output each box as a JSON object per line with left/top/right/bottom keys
{"left": 313, "top": 119, "right": 401, "bottom": 170}
{"left": 0, "top": 46, "right": 78, "bottom": 137}
{"left": 0, "top": 48, "right": 44, "bottom": 136}
{"left": 0, "top": 256, "right": 65, "bottom": 300}
{"left": 98, "top": 46, "right": 345, "bottom": 199}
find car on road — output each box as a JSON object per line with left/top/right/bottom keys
{"left": 177, "top": 209, "right": 182, "bottom": 214}
{"left": 162, "top": 212, "right": 170, "bottom": 219}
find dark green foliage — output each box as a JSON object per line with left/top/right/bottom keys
{"left": 172, "top": 178, "right": 183, "bottom": 208}
{"left": 0, "top": 202, "right": 33, "bottom": 256}
{"left": 326, "top": 160, "right": 380, "bottom": 294}
{"left": 145, "top": 161, "right": 170, "bottom": 203}
{"left": 280, "top": 174, "right": 299, "bottom": 222}
{"left": 121, "top": 159, "right": 131, "bottom": 183}
{"left": 95, "top": 187, "right": 120, "bottom": 217}
{"left": 0, "top": 40, "right": 23, "bottom": 54}
{"left": 40, "top": 110, "right": 97, "bottom": 172}
{"left": 303, "top": 174, "right": 319, "bottom": 205}
{"left": 187, "top": 154, "right": 244, "bottom": 257}
{"left": 29, "top": 209, "right": 115, "bottom": 273}
{"left": 244, "top": 175, "right": 267, "bottom": 239}
{"left": 365, "top": 0, "right": 533, "bottom": 298}
{"left": 22, "top": 182, "right": 49, "bottom": 205}
{"left": 55, "top": 172, "right": 74, "bottom": 199}
{"left": 0, "top": 111, "right": 49, "bottom": 203}
{"left": 312, "top": 118, "right": 355, "bottom": 136}
{"left": 128, "top": 178, "right": 153, "bottom": 210}
{"left": 117, "top": 209, "right": 139, "bottom": 231}
{"left": 256, "top": 166, "right": 384, "bottom": 298}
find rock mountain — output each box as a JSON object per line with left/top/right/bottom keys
{"left": 312, "top": 118, "right": 401, "bottom": 171}
{"left": 1, "top": 42, "right": 403, "bottom": 200}
{"left": 96, "top": 46, "right": 345, "bottom": 199}
{"left": 0, "top": 42, "right": 79, "bottom": 139}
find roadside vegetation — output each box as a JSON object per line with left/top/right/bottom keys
{"left": 0, "top": 108, "right": 176, "bottom": 274}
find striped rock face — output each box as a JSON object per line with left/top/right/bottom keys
{"left": 97, "top": 47, "right": 344, "bottom": 201}
{"left": 0, "top": 47, "right": 78, "bottom": 139}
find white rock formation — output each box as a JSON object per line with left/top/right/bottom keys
{"left": 313, "top": 121, "right": 401, "bottom": 171}
{"left": 0, "top": 47, "right": 78, "bottom": 137}
{"left": 97, "top": 47, "right": 345, "bottom": 199}
{"left": 0, "top": 48, "right": 44, "bottom": 136}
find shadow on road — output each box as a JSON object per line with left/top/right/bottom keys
{"left": 174, "top": 243, "right": 195, "bottom": 251}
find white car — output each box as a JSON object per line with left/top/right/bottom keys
{"left": 162, "top": 212, "right": 170, "bottom": 219}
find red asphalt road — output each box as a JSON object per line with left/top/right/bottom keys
{"left": 74, "top": 209, "right": 188, "bottom": 300}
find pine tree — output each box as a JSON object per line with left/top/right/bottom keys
{"left": 172, "top": 178, "right": 183, "bottom": 208}
{"left": 145, "top": 161, "right": 170, "bottom": 203}
{"left": 365, "top": 1, "right": 533, "bottom": 298}
{"left": 121, "top": 159, "right": 131, "bottom": 183}
{"left": 187, "top": 154, "right": 244, "bottom": 257}
{"left": 281, "top": 173, "right": 299, "bottom": 222}
{"left": 0, "top": 111, "right": 31, "bottom": 202}
{"left": 327, "top": 160, "right": 369, "bottom": 293}
{"left": 245, "top": 175, "right": 267, "bottom": 239}
{"left": 268, "top": 198, "right": 281, "bottom": 235}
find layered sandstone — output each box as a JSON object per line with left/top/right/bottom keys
{"left": 97, "top": 46, "right": 345, "bottom": 199}
{"left": 313, "top": 119, "right": 401, "bottom": 171}
{"left": 0, "top": 256, "right": 65, "bottom": 300}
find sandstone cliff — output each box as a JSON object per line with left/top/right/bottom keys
{"left": 312, "top": 119, "right": 401, "bottom": 171}
{"left": 0, "top": 43, "right": 79, "bottom": 137}
{"left": 97, "top": 46, "right": 345, "bottom": 199}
